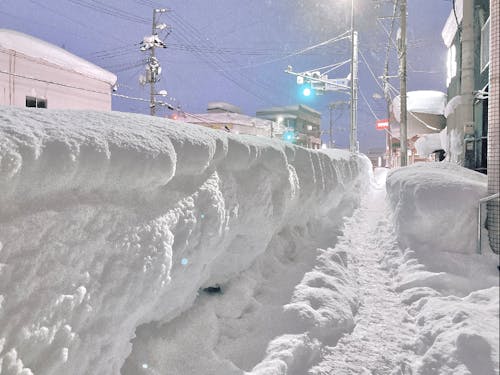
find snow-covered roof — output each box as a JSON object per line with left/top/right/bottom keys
{"left": 441, "top": 0, "right": 463, "bottom": 48}
{"left": 392, "top": 91, "right": 447, "bottom": 123}
{"left": 256, "top": 104, "right": 322, "bottom": 117}
{"left": 0, "top": 29, "right": 117, "bottom": 85}
{"left": 183, "top": 112, "right": 275, "bottom": 128}
{"left": 207, "top": 102, "right": 242, "bottom": 114}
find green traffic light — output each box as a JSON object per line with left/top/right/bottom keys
{"left": 303, "top": 87, "right": 312, "bottom": 97}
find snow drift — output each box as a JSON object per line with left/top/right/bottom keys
{"left": 0, "top": 106, "right": 371, "bottom": 375}
{"left": 386, "top": 162, "right": 488, "bottom": 254}
{"left": 386, "top": 163, "right": 499, "bottom": 374}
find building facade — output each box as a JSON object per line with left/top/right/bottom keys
{"left": 0, "top": 29, "right": 116, "bottom": 111}
{"left": 182, "top": 102, "right": 279, "bottom": 137}
{"left": 442, "top": 0, "right": 498, "bottom": 253}
{"left": 442, "top": 0, "right": 490, "bottom": 172}
{"left": 256, "top": 104, "right": 321, "bottom": 149}
{"left": 487, "top": 0, "right": 499, "bottom": 253}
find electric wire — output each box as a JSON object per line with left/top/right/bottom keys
{"left": 359, "top": 48, "right": 386, "bottom": 93}
{"left": 166, "top": 11, "right": 282, "bottom": 105}
{"left": 66, "top": 0, "right": 150, "bottom": 24}
{"left": 233, "top": 31, "right": 351, "bottom": 70}
{"left": 0, "top": 70, "right": 110, "bottom": 94}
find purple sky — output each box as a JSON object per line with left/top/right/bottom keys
{"left": 0, "top": 0, "right": 452, "bottom": 151}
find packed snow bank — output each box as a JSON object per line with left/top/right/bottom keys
{"left": 0, "top": 106, "right": 371, "bottom": 375}
{"left": 392, "top": 91, "right": 447, "bottom": 123}
{"left": 386, "top": 162, "right": 488, "bottom": 254}
{"left": 415, "top": 133, "right": 443, "bottom": 156}
{"left": 385, "top": 162, "right": 499, "bottom": 374}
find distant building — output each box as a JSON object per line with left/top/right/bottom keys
{"left": 182, "top": 102, "right": 278, "bottom": 137}
{"left": 390, "top": 90, "right": 447, "bottom": 167}
{"left": 206, "top": 101, "right": 242, "bottom": 114}
{"left": 256, "top": 104, "right": 321, "bottom": 149}
{"left": 0, "top": 29, "right": 117, "bottom": 111}
{"left": 365, "top": 148, "right": 387, "bottom": 168}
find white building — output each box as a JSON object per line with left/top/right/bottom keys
{"left": 0, "top": 29, "right": 116, "bottom": 111}
{"left": 182, "top": 102, "right": 280, "bottom": 137}
{"left": 182, "top": 112, "right": 278, "bottom": 137}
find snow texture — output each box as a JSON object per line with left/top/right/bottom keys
{"left": 0, "top": 29, "right": 116, "bottom": 85}
{"left": 444, "top": 95, "right": 463, "bottom": 119}
{"left": 385, "top": 163, "right": 499, "bottom": 375}
{"left": 415, "top": 133, "right": 443, "bottom": 156}
{"left": 393, "top": 91, "right": 447, "bottom": 123}
{"left": 0, "top": 106, "right": 371, "bottom": 375}
{"left": 442, "top": 0, "right": 463, "bottom": 48}
{"left": 125, "top": 165, "right": 499, "bottom": 375}
{"left": 387, "top": 163, "right": 488, "bottom": 254}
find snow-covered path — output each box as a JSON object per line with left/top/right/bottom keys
{"left": 124, "top": 168, "right": 499, "bottom": 375}
{"left": 311, "top": 178, "right": 418, "bottom": 374}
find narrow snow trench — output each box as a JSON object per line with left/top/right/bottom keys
{"left": 310, "top": 181, "right": 418, "bottom": 374}
{"left": 124, "top": 174, "right": 421, "bottom": 375}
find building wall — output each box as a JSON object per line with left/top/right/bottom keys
{"left": 487, "top": 0, "right": 499, "bottom": 253}
{"left": 444, "top": 0, "right": 491, "bottom": 171}
{"left": 256, "top": 105, "right": 321, "bottom": 149}
{"left": 0, "top": 49, "right": 112, "bottom": 111}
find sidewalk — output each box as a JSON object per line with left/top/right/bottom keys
{"left": 310, "top": 180, "right": 418, "bottom": 374}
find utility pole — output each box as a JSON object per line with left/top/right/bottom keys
{"left": 399, "top": 0, "right": 408, "bottom": 166}
{"left": 149, "top": 9, "right": 157, "bottom": 116}
{"left": 140, "top": 8, "right": 169, "bottom": 116}
{"left": 329, "top": 104, "right": 334, "bottom": 148}
{"left": 328, "top": 101, "right": 348, "bottom": 148}
{"left": 350, "top": 0, "right": 359, "bottom": 153}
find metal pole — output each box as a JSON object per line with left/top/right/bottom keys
{"left": 329, "top": 104, "right": 333, "bottom": 147}
{"left": 399, "top": 0, "right": 408, "bottom": 166}
{"left": 349, "top": 0, "right": 358, "bottom": 153}
{"left": 150, "top": 9, "right": 157, "bottom": 116}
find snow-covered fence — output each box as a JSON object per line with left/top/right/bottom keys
{"left": 0, "top": 107, "right": 371, "bottom": 375}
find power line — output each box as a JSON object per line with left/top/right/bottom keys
{"left": 27, "top": 0, "right": 124, "bottom": 44}
{"left": 359, "top": 48, "right": 385, "bottom": 94}
{"left": 359, "top": 88, "right": 380, "bottom": 120}
{"left": 0, "top": 70, "right": 110, "bottom": 94}
{"left": 66, "top": 0, "right": 149, "bottom": 24}
{"left": 233, "top": 31, "right": 351, "bottom": 70}
{"left": 166, "top": 11, "right": 280, "bottom": 105}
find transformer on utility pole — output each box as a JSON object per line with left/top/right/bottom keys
{"left": 140, "top": 8, "right": 170, "bottom": 116}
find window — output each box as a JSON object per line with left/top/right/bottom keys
{"left": 480, "top": 17, "right": 490, "bottom": 72}
{"left": 26, "top": 96, "right": 47, "bottom": 108}
{"left": 446, "top": 45, "right": 457, "bottom": 87}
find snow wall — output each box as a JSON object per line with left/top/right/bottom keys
{"left": 386, "top": 163, "right": 499, "bottom": 374}
{"left": 386, "top": 162, "right": 487, "bottom": 255}
{"left": 0, "top": 107, "right": 371, "bottom": 375}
